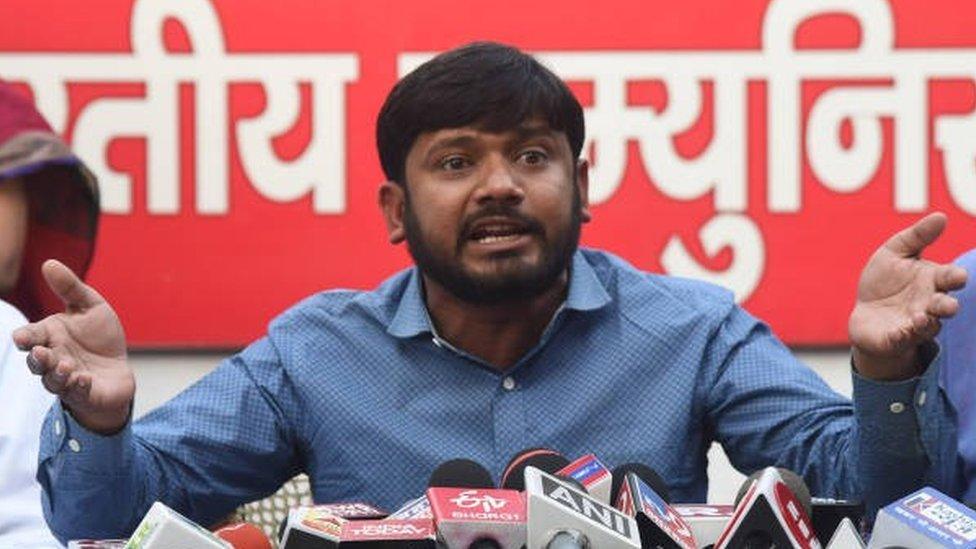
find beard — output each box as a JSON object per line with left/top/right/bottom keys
{"left": 402, "top": 188, "right": 582, "bottom": 305}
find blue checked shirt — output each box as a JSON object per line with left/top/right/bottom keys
{"left": 37, "top": 249, "right": 958, "bottom": 542}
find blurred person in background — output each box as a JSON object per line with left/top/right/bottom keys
{"left": 940, "top": 249, "right": 976, "bottom": 502}
{"left": 0, "top": 80, "right": 99, "bottom": 548}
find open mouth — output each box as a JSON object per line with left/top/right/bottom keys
{"left": 468, "top": 222, "right": 532, "bottom": 245}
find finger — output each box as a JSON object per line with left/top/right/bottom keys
{"left": 41, "top": 259, "right": 104, "bottom": 311}
{"left": 61, "top": 372, "right": 93, "bottom": 409}
{"left": 27, "top": 345, "right": 59, "bottom": 376}
{"left": 926, "top": 293, "right": 960, "bottom": 319}
{"left": 882, "top": 319, "right": 914, "bottom": 350}
{"left": 884, "top": 212, "right": 947, "bottom": 258}
{"left": 936, "top": 264, "right": 969, "bottom": 293}
{"left": 40, "top": 356, "right": 77, "bottom": 395}
{"left": 905, "top": 311, "right": 941, "bottom": 343}
{"left": 917, "top": 317, "right": 943, "bottom": 342}
{"left": 12, "top": 323, "right": 49, "bottom": 352}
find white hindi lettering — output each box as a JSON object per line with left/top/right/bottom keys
{"left": 0, "top": 0, "right": 358, "bottom": 215}
{"left": 401, "top": 0, "right": 976, "bottom": 302}
{"left": 3, "top": 0, "right": 976, "bottom": 302}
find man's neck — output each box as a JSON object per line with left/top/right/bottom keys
{"left": 422, "top": 274, "right": 569, "bottom": 371}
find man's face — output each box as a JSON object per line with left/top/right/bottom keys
{"left": 389, "top": 121, "right": 590, "bottom": 304}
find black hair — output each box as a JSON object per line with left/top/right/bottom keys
{"left": 376, "top": 41, "right": 585, "bottom": 185}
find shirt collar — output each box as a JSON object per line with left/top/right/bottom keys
{"left": 386, "top": 249, "right": 612, "bottom": 339}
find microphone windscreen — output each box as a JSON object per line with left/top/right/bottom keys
{"left": 428, "top": 458, "right": 494, "bottom": 489}
{"left": 609, "top": 463, "right": 670, "bottom": 504}
{"left": 501, "top": 448, "right": 569, "bottom": 491}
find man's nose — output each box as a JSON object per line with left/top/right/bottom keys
{"left": 475, "top": 155, "right": 524, "bottom": 205}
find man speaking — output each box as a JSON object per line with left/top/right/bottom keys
{"left": 13, "top": 42, "right": 968, "bottom": 543}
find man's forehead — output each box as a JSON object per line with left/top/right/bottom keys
{"left": 414, "top": 121, "right": 567, "bottom": 148}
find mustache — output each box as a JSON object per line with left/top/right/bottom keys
{"left": 458, "top": 205, "right": 545, "bottom": 242}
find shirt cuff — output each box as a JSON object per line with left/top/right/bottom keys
{"left": 852, "top": 343, "right": 939, "bottom": 458}
{"left": 38, "top": 399, "right": 133, "bottom": 479}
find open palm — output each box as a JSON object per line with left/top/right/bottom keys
{"left": 849, "top": 213, "right": 968, "bottom": 380}
{"left": 12, "top": 260, "right": 134, "bottom": 434}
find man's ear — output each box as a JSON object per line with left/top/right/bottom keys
{"left": 379, "top": 181, "right": 406, "bottom": 244}
{"left": 576, "top": 158, "right": 592, "bottom": 223}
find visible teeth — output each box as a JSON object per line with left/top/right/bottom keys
{"left": 476, "top": 234, "right": 521, "bottom": 244}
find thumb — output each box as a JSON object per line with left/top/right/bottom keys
{"left": 41, "top": 259, "right": 104, "bottom": 311}
{"left": 884, "top": 212, "right": 947, "bottom": 258}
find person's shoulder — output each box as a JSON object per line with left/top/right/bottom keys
{"left": 583, "top": 248, "right": 734, "bottom": 306}
{"left": 266, "top": 267, "right": 413, "bottom": 337}
{"left": 581, "top": 248, "right": 737, "bottom": 325}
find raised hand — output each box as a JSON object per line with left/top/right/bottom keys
{"left": 11, "top": 259, "right": 134, "bottom": 434}
{"left": 849, "top": 213, "right": 969, "bottom": 380}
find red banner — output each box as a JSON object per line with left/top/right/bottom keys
{"left": 1, "top": 0, "right": 974, "bottom": 347}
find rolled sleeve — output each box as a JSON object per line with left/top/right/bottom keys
{"left": 852, "top": 368, "right": 925, "bottom": 457}
{"left": 852, "top": 343, "right": 959, "bottom": 516}
{"left": 38, "top": 400, "right": 133, "bottom": 479}
{"left": 37, "top": 400, "right": 138, "bottom": 544}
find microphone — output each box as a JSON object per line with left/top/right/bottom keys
{"left": 610, "top": 463, "right": 671, "bottom": 504}
{"left": 280, "top": 506, "right": 436, "bottom": 548}
{"left": 809, "top": 497, "right": 864, "bottom": 546}
{"left": 213, "top": 522, "right": 273, "bottom": 549}
{"left": 279, "top": 507, "right": 344, "bottom": 548}
{"left": 389, "top": 495, "right": 433, "bottom": 519}
{"left": 672, "top": 504, "right": 735, "bottom": 547}
{"left": 427, "top": 487, "right": 526, "bottom": 549}
{"left": 501, "top": 448, "right": 571, "bottom": 491}
{"left": 430, "top": 458, "right": 496, "bottom": 489}
{"left": 612, "top": 465, "right": 697, "bottom": 549}
{"left": 384, "top": 458, "right": 488, "bottom": 524}
{"left": 426, "top": 458, "right": 526, "bottom": 549}
{"left": 307, "top": 502, "right": 388, "bottom": 520}
{"left": 822, "top": 518, "right": 864, "bottom": 549}
{"left": 713, "top": 467, "right": 820, "bottom": 549}
{"left": 524, "top": 466, "right": 641, "bottom": 548}
{"left": 868, "top": 486, "right": 976, "bottom": 548}
{"left": 337, "top": 517, "right": 437, "bottom": 546}
{"left": 557, "top": 454, "right": 613, "bottom": 504}
{"left": 125, "top": 501, "right": 233, "bottom": 548}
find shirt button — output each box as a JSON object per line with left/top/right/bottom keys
{"left": 889, "top": 402, "right": 906, "bottom": 414}
{"left": 502, "top": 377, "right": 517, "bottom": 391}
{"left": 68, "top": 439, "right": 81, "bottom": 453}
{"left": 54, "top": 420, "right": 62, "bottom": 436}
{"left": 918, "top": 390, "right": 927, "bottom": 407}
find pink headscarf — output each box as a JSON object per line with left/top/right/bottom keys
{"left": 0, "top": 81, "right": 99, "bottom": 321}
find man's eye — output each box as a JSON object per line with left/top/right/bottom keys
{"left": 440, "top": 156, "right": 470, "bottom": 171}
{"left": 519, "top": 150, "right": 548, "bottom": 166}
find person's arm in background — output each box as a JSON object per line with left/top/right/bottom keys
{"left": 938, "top": 249, "right": 976, "bottom": 501}
{"left": 708, "top": 213, "right": 967, "bottom": 517}
{"left": 846, "top": 212, "right": 968, "bottom": 507}
{"left": 0, "top": 178, "right": 27, "bottom": 292}
{"left": 12, "top": 262, "right": 302, "bottom": 543}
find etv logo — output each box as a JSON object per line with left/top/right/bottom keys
{"left": 450, "top": 491, "right": 509, "bottom": 513}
